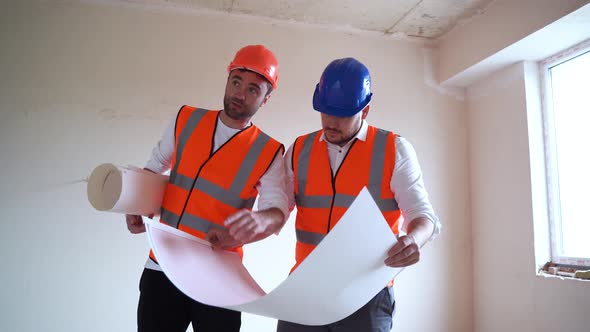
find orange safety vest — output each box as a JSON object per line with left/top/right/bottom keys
{"left": 292, "top": 125, "right": 402, "bottom": 272}
{"left": 150, "top": 105, "right": 283, "bottom": 261}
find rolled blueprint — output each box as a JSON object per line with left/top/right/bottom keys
{"left": 87, "top": 163, "right": 168, "bottom": 216}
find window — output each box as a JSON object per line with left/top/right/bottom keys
{"left": 541, "top": 39, "right": 590, "bottom": 267}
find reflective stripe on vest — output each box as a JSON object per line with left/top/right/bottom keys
{"left": 159, "top": 106, "right": 283, "bottom": 240}
{"left": 293, "top": 127, "right": 400, "bottom": 250}
{"left": 295, "top": 130, "right": 399, "bottom": 212}
{"left": 160, "top": 208, "right": 226, "bottom": 233}
{"left": 296, "top": 228, "right": 326, "bottom": 246}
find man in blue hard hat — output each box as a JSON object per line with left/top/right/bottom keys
{"left": 277, "top": 58, "right": 441, "bottom": 331}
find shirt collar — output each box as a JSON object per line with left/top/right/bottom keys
{"left": 217, "top": 110, "right": 252, "bottom": 131}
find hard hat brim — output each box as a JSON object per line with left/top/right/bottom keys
{"left": 227, "top": 66, "right": 278, "bottom": 90}
{"left": 312, "top": 84, "right": 371, "bottom": 117}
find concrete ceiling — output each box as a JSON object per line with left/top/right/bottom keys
{"left": 114, "top": 0, "right": 496, "bottom": 39}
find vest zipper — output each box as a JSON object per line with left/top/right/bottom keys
{"left": 326, "top": 138, "right": 358, "bottom": 233}
{"left": 326, "top": 174, "right": 337, "bottom": 233}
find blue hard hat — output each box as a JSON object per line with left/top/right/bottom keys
{"left": 312, "top": 57, "right": 372, "bottom": 117}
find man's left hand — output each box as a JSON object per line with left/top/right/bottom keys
{"left": 384, "top": 235, "right": 420, "bottom": 268}
{"left": 224, "top": 209, "right": 271, "bottom": 244}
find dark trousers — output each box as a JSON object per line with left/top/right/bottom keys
{"left": 138, "top": 268, "right": 241, "bottom": 332}
{"left": 276, "top": 287, "right": 395, "bottom": 332}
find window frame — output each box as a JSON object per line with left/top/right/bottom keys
{"left": 539, "top": 39, "right": 590, "bottom": 267}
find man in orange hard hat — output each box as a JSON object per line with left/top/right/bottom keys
{"left": 125, "top": 45, "right": 289, "bottom": 332}
{"left": 277, "top": 57, "right": 441, "bottom": 332}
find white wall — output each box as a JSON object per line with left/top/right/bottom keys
{"left": 437, "top": 0, "right": 589, "bottom": 84}
{"left": 435, "top": 0, "right": 590, "bottom": 331}
{"left": 467, "top": 62, "right": 590, "bottom": 332}
{"left": 0, "top": 1, "right": 470, "bottom": 331}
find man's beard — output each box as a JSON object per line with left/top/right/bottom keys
{"left": 323, "top": 128, "right": 356, "bottom": 146}
{"left": 223, "top": 96, "right": 257, "bottom": 120}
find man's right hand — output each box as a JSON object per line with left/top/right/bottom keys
{"left": 205, "top": 228, "right": 242, "bottom": 250}
{"left": 126, "top": 214, "right": 146, "bottom": 234}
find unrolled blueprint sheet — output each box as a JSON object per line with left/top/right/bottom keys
{"left": 145, "top": 188, "right": 403, "bottom": 325}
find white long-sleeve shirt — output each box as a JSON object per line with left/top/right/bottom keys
{"left": 144, "top": 112, "right": 289, "bottom": 271}
{"left": 284, "top": 120, "right": 441, "bottom": 239}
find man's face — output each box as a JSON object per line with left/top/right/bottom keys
{"left": 223, "top": 70, "right": 271, "bottom": 121}
{"left": 320, "top": 107, "right": 369, "bottom": 146}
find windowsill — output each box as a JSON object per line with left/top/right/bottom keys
{"left": 537, "top": 270, "right": 590, "bottom": 282}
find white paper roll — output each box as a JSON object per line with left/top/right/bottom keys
{"left": 87, "top": 163, "right": 169, "bottom": 216}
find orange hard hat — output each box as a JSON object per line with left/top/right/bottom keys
{"left": 227, "top": 45, "right": 279, "bottom": 89}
